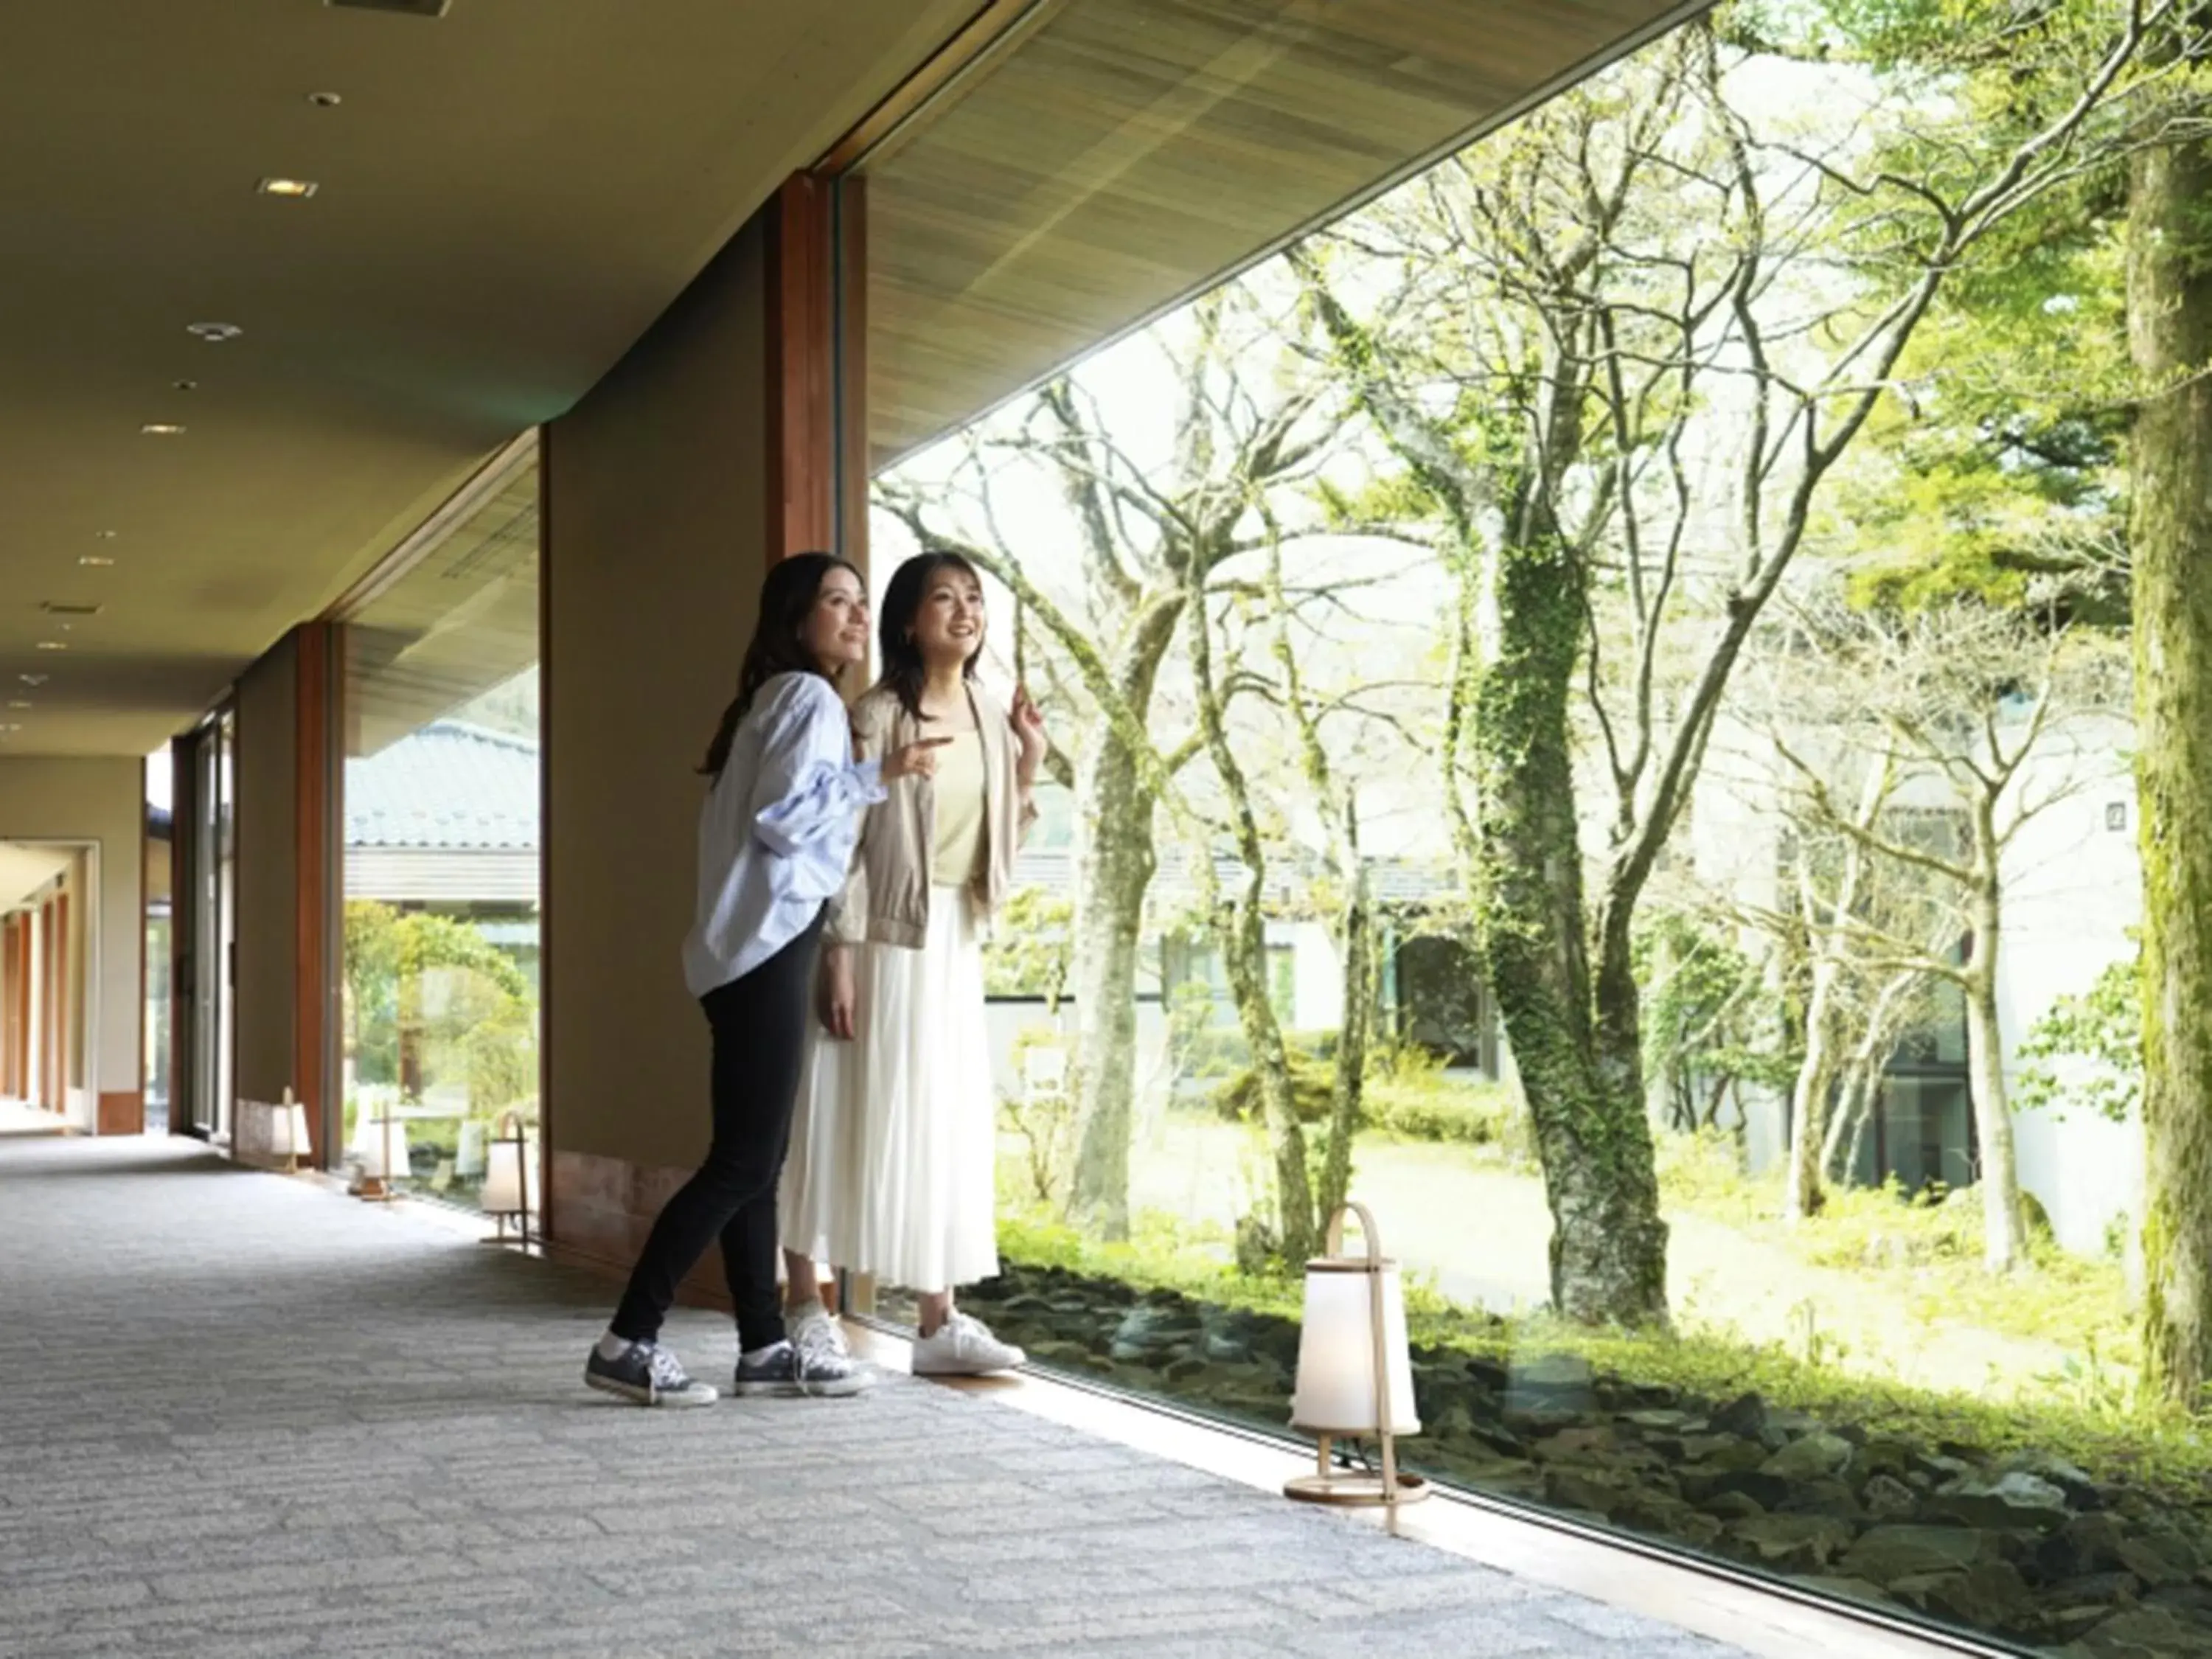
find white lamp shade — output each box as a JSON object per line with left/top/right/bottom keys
{"left": 270, "top": 1101, "right": 310, "bottom": 1158}
{"left": 354, "top": 1118, "right": 411, "bottom": 1180}
{"left": 456, "top": 1120, "right": 488, "bottom": 1180}
{"left": 481, "top": 1136, "right": 538, "bottom": 1216}
{"left": 1289, "top": 1263, "right": 1421, "bottom": 1436}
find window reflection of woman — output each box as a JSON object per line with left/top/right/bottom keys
{"left": 780, "top": 552, "right": 1048, "bottom": 1376}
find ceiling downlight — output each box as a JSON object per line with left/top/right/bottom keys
{"left": 326, "top": 0, "right": 451, "bottom": 15}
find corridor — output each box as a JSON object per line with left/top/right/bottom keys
{"left": 0, "top": 1134, "right": 1750, "bottom": 1658}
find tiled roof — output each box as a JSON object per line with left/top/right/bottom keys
{"left": 344, "top": 722, "right": 538, "bottom": 852}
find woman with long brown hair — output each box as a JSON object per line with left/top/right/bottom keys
{"left": 779, "top": 551, "right": 1046, "bottom": 1376}
{"left": 585, "top": 552, "right": 945, "bottom": 1407}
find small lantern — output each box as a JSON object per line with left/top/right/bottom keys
{"left": 1284, "top": 1202, "right": 1428, "bottom": 1512}
{"left": 268, "top": 1087, "right": 312, "bottom": 1174}
{"left": 349, "top": 1111, "right": 410, "bottom": 1202}
{"left": 479, "top": 1110, "right": 537, "bottom": 1248}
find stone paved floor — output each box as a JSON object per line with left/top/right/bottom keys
{"left": 0, "top": 1135, "right": 1753, "bottom": 1658}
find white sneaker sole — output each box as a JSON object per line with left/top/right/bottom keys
{"left": 912, "top": 1351, "right": 1026, "bottom": 1377}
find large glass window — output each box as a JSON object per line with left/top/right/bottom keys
{"left": 847, "top": 5, "right": 2188, "bottom": 1655}
{"left": 336, "top": 438, "right": 540, "bottom": 1214}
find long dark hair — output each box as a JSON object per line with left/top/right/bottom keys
{"left": 878, "top": 552, "right": 983, "bottom": 721}
{"left": 698, "top": 551, "right": 860, "bottom": 780}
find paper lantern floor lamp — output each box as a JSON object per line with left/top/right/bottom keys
{"left": 1284, "top": 1201, "right": 1429, "bottom": 1511}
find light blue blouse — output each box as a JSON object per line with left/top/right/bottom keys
{"left": 681, "top": 672, "right": 886, "bottom": 998}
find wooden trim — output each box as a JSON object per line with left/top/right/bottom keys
{"left": 816, "top": 0, "right": 1060, "bottom": 175}
{"left": 97, "top": 1090, "right": 142, "bottom": 1136}
{"left": 765, "top": 174, "right": 840, "bottom": 560}
{"left": 536, "top": 420, "right": 555, "bottom": 1242}
{"left": 293, "top": 622, "right": 334, "bottom": 1166}
{"left": 54, "top": 887, "right": 69, "bottom": 1113}
{"left": 168, "top": 737, "right": 195, "bottom": 1135}
{"left": 41, "top": 898, "right": 56, "bottom": 1111}
{"left": 835, "top": 175, "right": 871, "bottom": 580}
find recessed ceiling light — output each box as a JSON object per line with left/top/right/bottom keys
{"left": 257, "top": 178, "right": 320, "bottom": 199}
{"left": 186, "top": 322, "right": 242, "bottom": 343}
{"left": 140, "top": 423, "right": 184, "bottom": 436}
{"left": 307, "top": 91, "right": 344, "bottom": 108}
{"left": 327, "top": 0, "right": 452, "bottom": 16}
{"left": 77, "top": 557, "right": 114, "bottom": 568}
{"left": 19, "top": 675, "right": 48, "bottom": 687}
{"left": 34, "top": 641, "right": 68, "bottom": 652}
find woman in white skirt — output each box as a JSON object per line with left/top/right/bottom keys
{"left": 779, "top": 550, "right": 1046, "bottom": 1375}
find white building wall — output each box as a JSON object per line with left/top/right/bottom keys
{"left": 1997, "top": 714, "right": 2142, "bottom": 1259}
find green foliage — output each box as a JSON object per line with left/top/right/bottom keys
{"left": 1208, "top": 1040, "right": 1532, "bottom": 1157}
{"left": 982, "top": 887, "right": 1074, "bottom": 1010}
{"left": 344, "top": 900, "right": 537, "bottom": 1111}
{"left": 998, "top": 1026, "right": 1079, "bottom": 1206}
{"left": 2017, "top": 945, "right": 2142, "bottom": 1124}
{"left": 1635, "top": 912, "right": 1799, "bottom": 1128}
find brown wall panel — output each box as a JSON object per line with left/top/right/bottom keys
{"left": 543, "top": 214, "right": 774, "bottom": 1178}
{"left": 234, "top": 634, "right": 299, "bottom": 1108}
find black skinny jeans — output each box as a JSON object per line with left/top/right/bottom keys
{"left": 611, "top": 913, "right": 824, "bottom": 1354}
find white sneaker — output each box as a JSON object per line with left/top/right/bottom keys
{"left": 789, "top": 1299, "right": 851, "bottom": 1366}
{"left": 911, "top": 1312, "right": 1025, "bottom": 1377}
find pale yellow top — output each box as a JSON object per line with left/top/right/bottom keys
{"left": 930, "top": 729, "right": 987, "bottom": 887}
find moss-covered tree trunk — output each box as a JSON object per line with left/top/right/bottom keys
{"left": 1064, "top": 604, "right": 1183, "bottom": 1241}
{"left": 1470, "top": 532, "right": 1670, "bottom": 1326}
{"left": 1318, "top": 854, "right": 1373, "bottom": 1228}
{"left": 2127, "top": 133, "right": 2212, "bottom": 1406}
{"left": 1186, "top": 564, "right": 1315, "bottom": 1265}
{"left": 1064, "top": 730, "right": 1156, "bottom": 1242}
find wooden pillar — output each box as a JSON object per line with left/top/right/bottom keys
{"left": 766, "top": 172, "right": 869, "bottom": 573}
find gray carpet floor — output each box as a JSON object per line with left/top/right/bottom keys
{"left": 0, "top": 1134, "right": 1750, "bottom": 1658}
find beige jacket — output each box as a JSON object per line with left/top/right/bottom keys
{"left": 827, "top": 681, "right": 1037, "bottom": 948}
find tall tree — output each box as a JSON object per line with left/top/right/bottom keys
{"left": 1765, "top": 602, "right": 2109, "bottom": 1271}
{"left": 880, "top": 296, "right": 1358, "bottom": 1242}
{"left": 2128, "top": 106, "right": 2212, "bottom": 1405}
{"left": 1298, "top": 9, "right": 2173, "bottom": 1324}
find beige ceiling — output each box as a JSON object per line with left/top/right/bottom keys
{"left": 0, "top": 0, "right": 979, "bottom": 757}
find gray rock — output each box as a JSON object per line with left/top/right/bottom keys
{"left": 1840, "top": 1524, "right": 1993, "bottom": 1587}
{"left": 2040, "top": 1512, "right": 2132, "bottom": 1580}
{"left": 1710, "top": 1391, "right": 1768, "bottom": 1439}
{"left": 2118, "top": 1529, "right": 2201, "bottom": 1589}
{"left": 2003, "top": 1449, "right": 2104, "bottom": 1509}
{"left": 1762, "top": 1432, "right": 1855, "bottom": 1481}
{"left": 1891, "top": 1561, "right": 2037, "bottom": 1635}
{"left": 1508, "top": 1353, "right": 1596, "bottom": 1397}
{"left": 2065, "top": 1605, "right": 2212, "bottom": 1658}
{"left": 1934, "top": 1471, "right": 2070, "bottom": 1533}
{"left": 1701, "top": 1490, "right": 1767, "bottom": 1523}
{"left": 1729, "top": 1514, "right": 1858, "bottom": 1572}
{"left": 1862, "top": 1474, "right": 1919, "bottom": 1522}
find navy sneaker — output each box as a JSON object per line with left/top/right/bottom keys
{"left": 584, "top": 1339, "right": 719, "bottom": 1408}
{"left": 734, "top": 1338, "right": 874, "bottom": 1398}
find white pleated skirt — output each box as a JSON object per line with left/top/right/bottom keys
{"left": 779, "top": 886, "right": 1000, "bottom": 1294}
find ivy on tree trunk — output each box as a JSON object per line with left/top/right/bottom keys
{"left": 2127, "top": 131, "right": 2212, "bottom": 1408}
